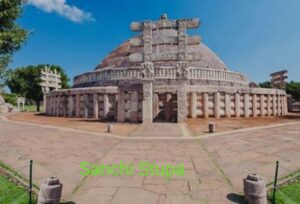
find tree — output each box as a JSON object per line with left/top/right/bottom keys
{"left": 259, "top": 81, "right": 271, "bottom": 88}
{"left": 6, "top": 64, "right": 70, "bottom": 111}
{"left": 0, "top": 0, "right": 28, "bottom": 89}
{"left": 286, "top": 81, "right": 300, "bottom": 101}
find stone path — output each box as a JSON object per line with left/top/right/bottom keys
{"left": 203, "top": 123, "right": 300, "bottom": 192}
{"left": 0, "top": 114, "right": 300, "bottom": 204}
{"left": 129, "top": 123, "right": 184, "bottom": 137}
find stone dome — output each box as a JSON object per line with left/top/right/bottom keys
{"left": 96, "top": 29, "right": 228, "bottom": 71}
{"left": 73, "top": 16, "right": 249, "bottom": 88}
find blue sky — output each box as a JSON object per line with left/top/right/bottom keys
{"left": 11, "top": 0, "right": 300, "bottom": 85}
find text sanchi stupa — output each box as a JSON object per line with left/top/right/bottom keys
{"left": 45, "top": 14, "right": 287, "bottom": 123}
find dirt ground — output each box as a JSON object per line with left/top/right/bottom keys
{"left": 187, "top": 113, "right": 300, "bottom": 136}
{"left": 7, "top": 112, "right": 300, "bottom": 137}
{"left": 7, "top": 112, "right": 139, "bottom": 136}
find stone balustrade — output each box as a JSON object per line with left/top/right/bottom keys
{"left": 46, "top": 85, "right": 287, "bottom": 122}
{"left": 73, "top": 67, "right": 249, "bottom": 86}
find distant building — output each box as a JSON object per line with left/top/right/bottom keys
{"left": 45, "top": 15, "right": 287, "bottom": 123}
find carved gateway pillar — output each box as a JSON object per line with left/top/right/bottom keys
{"left": 177, "top": 79, "right": 188, "bottom": 122}
{"left": 142, "top": 22, "right": 154, "bottom": 123}
{"left": 130, "top": 15, "right": 200, "bottom": 123}
{"left": 142, "top": 79, "right": 153, "bottom": 123}
{"left": 140, "top": 21, "right": 155, "bottom": 123}
{"left": 176, "top": 20, "right": 189, "bottom": 122}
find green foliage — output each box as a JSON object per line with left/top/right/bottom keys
{"left": 0, "top": 0, "right": 28, "bottom": 87}
{"left": 6, "top": 66, "right": 43, "bottom": 111}
{"left": 0, "top": 175, "right": 36, "bottom": 204}
{"left": 2, "top": 92, "right": 18, "bottom": 106}
{"left": 286, "top": 81, "right": 300, "bottom": 101}
{"left": 6, "top": 64, "right": 69, "bottom": 111}
{"left": 258, "top": 80, "right": 300, "bottom": 101}
{"left": 269, "top": 179, "right": 300, "bottom": 204}
{"left": 259, "top": 81, "right": 271, "bottom": 88}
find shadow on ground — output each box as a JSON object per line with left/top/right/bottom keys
{"left": 227, "top": 193, "right": 246, "bottom": 204}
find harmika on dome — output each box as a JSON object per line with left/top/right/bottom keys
{"left": 45, "top": 14, "right": 287, "bottom": 123}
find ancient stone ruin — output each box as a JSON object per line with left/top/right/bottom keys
{"left": 45, "top": 14, "right": 287, "bottom": 123}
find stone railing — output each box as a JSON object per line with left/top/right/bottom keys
{"left": 73, "top": 67, "right": 249, "bottom": 86}
{"left": 188, "top": 67, "right": 249, "bottom": 84}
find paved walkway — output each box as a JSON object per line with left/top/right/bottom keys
{"left": 0, "top": 114, "right": 300, "bottom": 203}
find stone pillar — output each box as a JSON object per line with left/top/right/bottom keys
{"left": 56, "top": 95, "right": 60, "bottom": 116}
{"left": 51, "top": 96, "right": 54, "bottom": 115}
{"left": 244, "top": 94, "right": 250, "bottom": 118}
{"left": 165, "top": 93, "right": 173, "bottom": 121}
{"left": 84, "top": 94, "right": 89, "bottom": 118}
{"left": 48, "top": 96, "right": 52, "bottom": 115}
{"left": 153, "top": 93, "right": 159, "bottom": 119}
{"left": 68, "top": 95, "right": 73, "bottom": 117}
{"left": 252, "top": 94, "right": 257, "bottom": 117}
{"left": 177, "top": 80, "right": 188, "bottom": 122}
{"left": 280, "top": 96, "right": 284, "bottom": 115}
{"left": 235, "top": 93, "right": 240, "bottom": 117}
{"left": 277, "top": 95, "right": 281, "bottom": 116}
{"left": 214, "top": 92, "right": 220, "bottom": 118}
{"left": 62, "top": 96, "right": 67, "bottom": 117}
{"left": 267, "top": 95, "right": 272, "bottom": 116}
{"left": 260, "top": 95, "right": 265, "bottom": 117}
{"left": 283, "top": 95, "right": 288, "bottom": 115}
{"left": 142, "top": 80, "right": 153, "bottom": 123}
{"left": 273, "top": 95, "right": 277, "bottom": 116}
{"left": 93, "top": 93, "right": 99, "bottom": 119}
{"left": 75, "top": 94, "right": 81, "bottom": 117}
{"left": 51, "top": 96, "right": 55, "bottom": 116}
{"left": 203, "top": 93, "right": 209, "bottom": 118}
{"left": 225, "top": 93, "right": 231, "bottom": 118}
{"left": 43, "top": 94, "right": 47, "bottom": 113}
{"left": 191, "top": 92, "right": 197, "bottom": 118}
{"left": 103, "top": 93, "right": 109, "bottom": 119}
{"left": 117, "top": 91, "right": 125, "bottom": 122}
{"left": 131, "top": 91, "right": 139, "bottom": 122}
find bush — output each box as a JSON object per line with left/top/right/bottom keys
{"left": 2, "top": 93, "right": 18, "bottom": 106}
{"left": 286, "top": 81, "right": 300, "bottom": 101}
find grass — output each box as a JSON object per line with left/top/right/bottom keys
{"left": 23, "top": 105, "right": 44, "bottom": 112}
{"left": 0, "top": 174, "right": 36, "bottom": 204}
{"left": 269, "top": 179, "right": 300, "bottom": 204}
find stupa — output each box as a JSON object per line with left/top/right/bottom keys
{"left": 45, "top": 14, "right": 287, "bottom": 123}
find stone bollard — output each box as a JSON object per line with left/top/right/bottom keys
{"left": 243, "top": 174, "right": 267, "bottom": 204}
{"left": 208, "top": 123, "right": 216, "bottom": 133}
{"left": 107, "top": 123, "right": 113, "bottom": 133}
{"left": 37, "top": 177, "right": 63, "bottom": 204}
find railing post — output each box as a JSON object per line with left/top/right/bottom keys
{"left": 272, "top": 161, "right": 279, "bottom": 204}
{"left": 29, "top": 160, "right": 33, "bottom": 204}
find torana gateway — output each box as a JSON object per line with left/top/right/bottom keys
{"left": 45, "top": 15, "right": 287, "bottom": 123}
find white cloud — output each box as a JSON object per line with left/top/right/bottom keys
{"left": 27, "top": 0, "right": 95, "bottom": 23}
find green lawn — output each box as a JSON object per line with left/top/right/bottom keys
{"left": 23, "top": 105, "right": 44, "bottom": 112}
{"left": 269, "top": 180, "right": 300, "bottom": 204}
{"left": 0, "top": 174, "right": 35, "bottom": 204}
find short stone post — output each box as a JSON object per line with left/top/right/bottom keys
{"left": 37, "top": 177, "right": 63, "bottom": 204}
{"left": 208, "top": 123, "right": 216, "bottom": 133}
{"left": 243, "top": 174, "right": 267, "bottom": 204}
{"left": 107, "top": 123, "right": 113, "bottom": 133}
